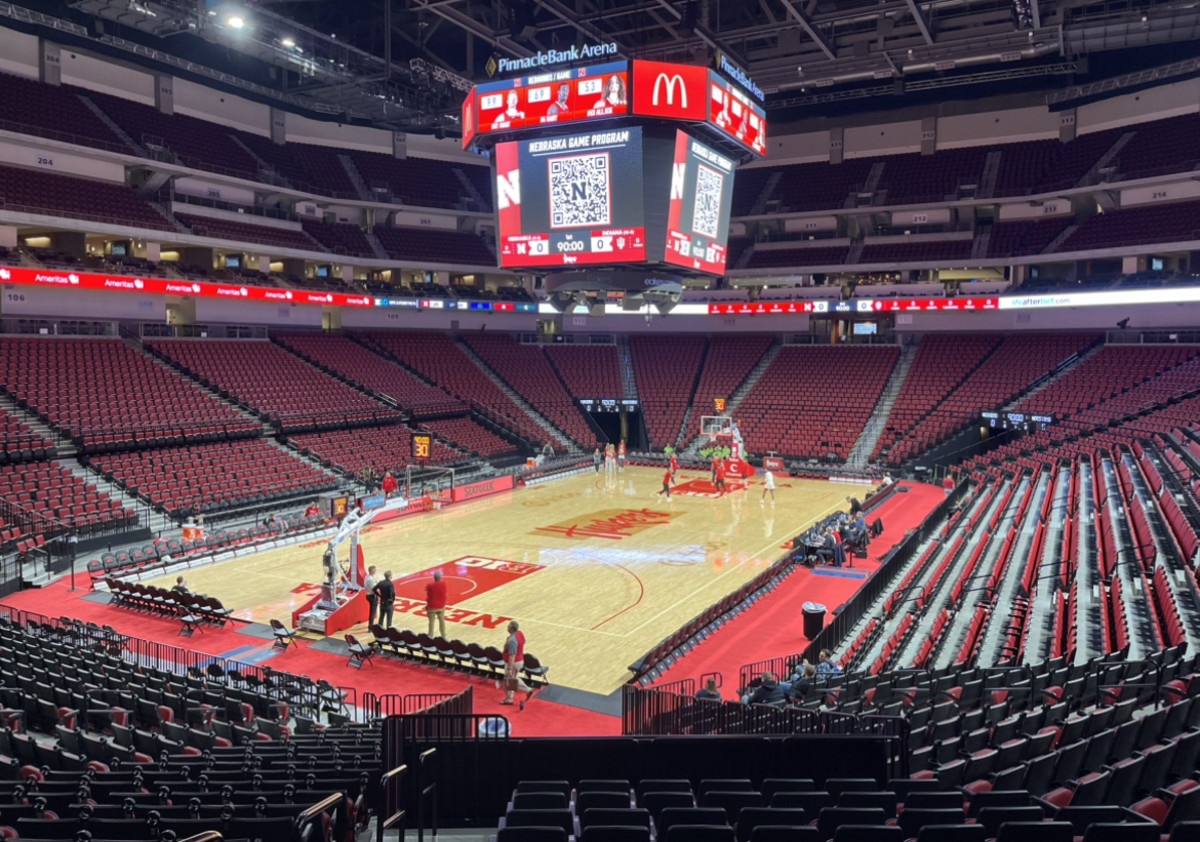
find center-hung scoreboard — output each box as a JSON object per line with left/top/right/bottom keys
{"left": 462, "top": 55, "right": 767, "bottom": 275}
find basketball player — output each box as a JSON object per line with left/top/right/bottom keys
{"left": 714, "top": 460, "right": 728, "bottom": 496}
{"left": 657, "top": 465, "right": 673, "bottom": 501}
{"left": 760, "top": 469, "right": 776, "bottom": 504}
{"left": 491, "top": 90, "right": 525, "bottom": 130}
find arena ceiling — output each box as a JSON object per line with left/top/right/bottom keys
{"left": 9, "top": 0, "right": 1200, "bottom": 133}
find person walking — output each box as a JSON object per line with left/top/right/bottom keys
{"left": 364, "top": 565, "right": 379, "bottom": 628}
{"left": 501, "top": 620, "right": 535, "bottom": 710}
{"left": 376, "top": 570, "right": 396, "bottom": 629}
{"left": 425, "top": 570, "right": 447, "bottom": 638}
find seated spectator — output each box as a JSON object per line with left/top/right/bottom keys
{"left": 815, "top": 649, "right": 841, "bottom": 678}
{"left": 743, "top": 671, "right": 789, "bottom": 706}
{"left": 171, "top": 576, "right": 190, "bottom": 595}
{"left": 789, "top": 664, "right": 817, "bottom": 703}
{"left": 304, "top": 502, "right": 320, "bottom": 519}
{"left": 816, "top": 526, "right": 837, "bottom": 566}
{"left": 696, "top": 679, "right": 722, "bottom": 701}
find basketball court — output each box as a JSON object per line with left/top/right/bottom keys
{"left": 141, "top": 466, "right": 855, "bottom": 695}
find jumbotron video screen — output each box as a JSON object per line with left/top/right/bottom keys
{"left": 494, "top": 126, "right": 647, "bottom": 267}
{"left": 664, "top": 131, "right": 736, "bottom": 275}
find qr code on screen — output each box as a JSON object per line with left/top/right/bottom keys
{"left": 548, "top": 152, "right": 611, "bottom": 229}
{"left": 691, "top": 163, "right": 724, "bottom": 239}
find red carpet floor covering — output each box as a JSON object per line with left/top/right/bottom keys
{"left": 649, "top": 481, "right": 947, "bottom": 698}
{"left": 0, "top": 577, "right": 620, "bottom": 737}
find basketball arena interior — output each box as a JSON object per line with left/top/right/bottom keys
{"left": 0, "top": 0, "right": 1199, "bottom": 838}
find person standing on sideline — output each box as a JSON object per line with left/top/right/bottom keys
{"left": 593, "top": 447, "right": 602, "bottom": 473}
{"left": 425, "top": 570, "right": 447, "bottom": 638}
{"left": 669, "top": 450, "right": 680, "bottom": 484}
{"left": 760, "top": 469, "right": 776, "bottom": 504}
{"left": 714, "top": 460, "right": 728, "bottom": 496}
{"left": 617, "top": 439, "right": 627, "bottom": 472}
{"left": 656, "top": 465, "right": 673, "bottom": 501}
{"left": 605, "top": 442, "right": 617, "bottom": 480}
{"left": 381, "top": 470, "right": 398, "bottom": 499}
{"left": 501, "top": 620, "right": 535, "bottom": 709}
{"left": 375, "top": 571, "right": 396, "bottom": 629}
{"left": 364, "top": 565, "right": 379, "bottom": 628}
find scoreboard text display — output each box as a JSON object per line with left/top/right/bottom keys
{"left": 664, "top": 131, "right": 736, "bottom": 275}
{"left": 411, "top": 432, "right": 433, "bottom": 460}
{"left": 469, "top": 61, "right": 629, "bottom": 144}
{"left": 494, "top": 127, "right": 646, "bottom": 267}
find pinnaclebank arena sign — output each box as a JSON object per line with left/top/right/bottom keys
{"left": 492, "top": 42, "right": 620, "bottom": 75}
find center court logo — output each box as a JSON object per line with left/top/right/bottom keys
{"left": 534, "top": 508, "right": 677, "bottom": 540}
{"left": 653, "top": 73, "right": 687, "bottom": 107}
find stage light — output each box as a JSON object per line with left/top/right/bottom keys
{"left": 226, "top": 14, "right": 245, "bottom": 28}
{"left": 281, "top": 36, "right": 295, "bottom": 48}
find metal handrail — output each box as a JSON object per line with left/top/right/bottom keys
{"left": 296, "top": 792, "right": 345, "bottom": 825}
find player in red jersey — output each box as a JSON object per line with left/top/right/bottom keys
{"left": 669, "top": 451, "right": 680, "bottom": 484}
{"left": 656, "top": 466, "right": 673, "bottom": 501}
{"left": 714, "top": 460, "right": 728, "bottom": 496}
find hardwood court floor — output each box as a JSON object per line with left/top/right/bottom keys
{"left": 146, "top": 467, "right": 851, "bottom": 695}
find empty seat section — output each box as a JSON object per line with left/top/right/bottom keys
{"left": 287, "top": 425, "right": 465, "bottom": 476}
{"left": 0, "top": 336, "right": 254, "bottom": 445}
{"left": 145, "top": 339, "right": 401, "bottom": 430}
{"left": 872, "top": 334, "right": 1002, "bottom": 462}
{"left": 629, "top": 336, "right": 706, "bottom": 449}
{"left": 1057, "top": 200, "right": 1200, "bottom": 252}
{"left": 361, "top": 331, "right": 545, "bottom": 443}
{"left": 0, "top": 164, "right": 173, "bottom": 230}
{"left": 300, "top": 221, "right": 376, "bottom": 258}
{"left": 882, "top": 333, "right": 1098, "bottom": 465}
{"left": 175, "top": 213, "right": 323, "bottom": 253}
{"left": 84, "top": 88, "right": 258, "bottom": 178}
{"left": 0, "top": 72, "right": 131, "bottom": 151}
{"left": 90, "top": 440, "right": 337, "bottom": 518}
{"left": 464, "top": 334, "right": 595, "bottom": 447}
{"left": 272, "top": 334, "right": 465, "bottom": 415}
{"left": 544, "top": 345, "right": 624, "bottom": 402}
{"left": 736, "top": 346, "right": 898, "bottom": 460}
{"left": 350, "top": 151, "right": 477, "bottom": 210}
{"left": 374, "top": 226, "right": 495, "bottom": 265}
{"left": 0, "top": 461, "right": 137, "bottom": 539}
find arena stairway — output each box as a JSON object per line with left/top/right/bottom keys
{"left": 454, "top": 337, "right": 579, "bottom": 454}
{"left": 678, "top": 339, "right": 781, "bottom": 459}
{"left": 0, "top": 393, "right": 74, "bottom": 457}
{"left": 1000, "top": 341, "right": 1106, "bottom": 410}
{"left": 846, "top": 339, "right": 920, "bottom": 468}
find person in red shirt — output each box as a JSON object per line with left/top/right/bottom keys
{"left": 304, "top": 502, "right": 320, "bottom": 519}
{"left": 714, "top": 461, "right": 728, "bottom": 496}
{"left": 425, "top": 570, "right": 447, "bottom": 638}
{"left": 657, "top": 467, "right": 673, "bottom": 501}
{"left": 669, "top": 452, "right": 680, "bottom": 484}
{"left": 617, "top": 439, "right": 627, "bottom": 472}
{"left": 381, "top": 470, "right": 399, "bottom": 499}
